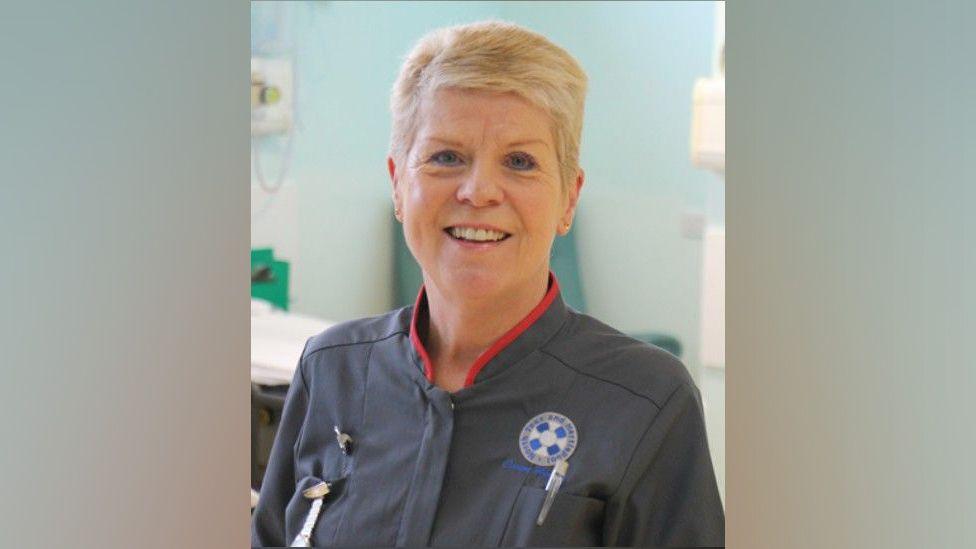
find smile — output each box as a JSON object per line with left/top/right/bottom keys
{"left": 445, "top": 226, "right": 511, "bottom": 243}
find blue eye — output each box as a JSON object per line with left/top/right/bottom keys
{"left": 506, "top": 152, "right": 537, "bottom": 171}
{"left": 430, "top": 150, "right": 462, "bottom": 166}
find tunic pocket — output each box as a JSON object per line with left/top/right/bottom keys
{"left": 294, "top": 425, "right": 355, "bottom": 481}
{"left": 284, "top": 475, "right": 349, "bottom": 546}
{"left": 499, "top": 485, "right": 605, "bottom": 547}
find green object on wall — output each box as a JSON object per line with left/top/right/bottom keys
{"left": 251, "top": 248, "right": 290, "bottom": 311}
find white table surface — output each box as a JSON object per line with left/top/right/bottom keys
{"left": 251, "top": 299, "right": 335, "bottom": 386}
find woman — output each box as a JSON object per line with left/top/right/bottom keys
{"left": 252, "top": 21, "right": 724, "bottom": 547}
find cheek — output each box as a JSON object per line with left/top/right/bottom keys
{"left": 402, "top": 178, "right": 449, "bottom": 245}
{"left": 401, "top": 214, "right": 438, "bottom": 268}
{"left": 518, "top": 193, "right": 563, "bottom": 234}
{"left": 405, "top": 174, "right": 449, "bottom": 207}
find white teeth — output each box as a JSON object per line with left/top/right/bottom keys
{"left": 449, "top": 226, "right": 508, "bottom": 242}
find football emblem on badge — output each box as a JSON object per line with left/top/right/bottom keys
{"left": 519, "top": 412, "right": 578, "bottom": 466}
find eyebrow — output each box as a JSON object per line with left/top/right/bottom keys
{"left": 423, "top": 137, "right": 466, "bottom": 148}
{"left": 506, "top": 139, "right": 549, "bottom": 148}
{"left": 422, "top": 137, "right": 549, "bottom": 149}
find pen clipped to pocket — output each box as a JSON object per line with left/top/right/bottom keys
{"left": 536, "top": 459, "right": 569, "bottom": 526}
{"left": 291, "top": 481, "right": 331, "bottom": 547}
{"left": 285, "top": 475, "right": 348, "bottom": 547}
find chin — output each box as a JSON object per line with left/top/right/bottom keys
{"left": 440, "top": 266, "right": 512, "bottom": 298}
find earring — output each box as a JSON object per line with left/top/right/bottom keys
{"left": 394, "top": 207, "right": 401, "bottom": 220}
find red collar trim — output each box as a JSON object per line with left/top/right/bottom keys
{"left": 409, "top": 273, "right": 561, "bottom": 388}
{"left": 409, "top": 286, "right": 436, "bottom": 382}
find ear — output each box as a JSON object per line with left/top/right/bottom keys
{"left": 388, "top": 156, "right": 403, "bottom": 218}
{"left": 558, "top": 169, "right": 585, "bottom": 235}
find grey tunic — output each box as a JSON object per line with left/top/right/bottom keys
{"left": 251, "top": 279, "right": 725, "bottom": 547}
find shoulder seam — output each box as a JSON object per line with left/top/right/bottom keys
{"left": 304, "top": 330, "right": 408, "bottom": 362}
{"left": 608, "top": 381, "right": 690, "bottom": 498}
{"left": 297, "top": 337, "right": 311, "bottom": 396}
{"left": 539, "top": 348, "right": 666, "bottom": 409}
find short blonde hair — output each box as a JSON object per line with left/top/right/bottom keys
{"left": 389, "top": 21, "right": 588, "bottom": 189}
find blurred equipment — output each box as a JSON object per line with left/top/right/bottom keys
{"left": 690, "top": 75, "right": 725, "bottom": 173}
{"left": 251, "top": 57, "right": 293, "bottom": 135}
{"left": 690, "top": 1, "right": 725, "bottom": 175}
{"left": 251, "top": 58, "right": 296, "bottom": 193}
{"left": 252, "top": 382, "right": 288, "bottom": 489}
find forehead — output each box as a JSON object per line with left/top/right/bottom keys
{"left": 415, "top": 87, "right": 554, "bottom": 146}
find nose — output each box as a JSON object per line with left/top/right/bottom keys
{"left": 455, "top": 160, "right": 503, "bottom": 207}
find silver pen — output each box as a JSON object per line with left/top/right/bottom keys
{"left": 536, "top": 459, "right": 569, "bottom": 526}
{"left": 290, "top": 481, "right": 331, "bottom": 547}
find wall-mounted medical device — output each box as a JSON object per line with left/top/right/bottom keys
{"left": 251, "top": 57, "right": 293, "bottom": 135}
{"left": 690, "top": 1, "right": 724, "bottom": 175}
{"left": 690, "top": 73, "right": 725, "bottom": 174}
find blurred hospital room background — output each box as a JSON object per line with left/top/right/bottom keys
{"left": 250, "top": 1, "right": 725, "bottom": 505}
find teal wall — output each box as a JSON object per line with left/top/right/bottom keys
{"left": 251, "top": 1, "right": 719, "bottom": 382}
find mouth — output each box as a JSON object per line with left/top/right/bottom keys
{"left": 444, "top": 225, "right": 512, "bottom": 243}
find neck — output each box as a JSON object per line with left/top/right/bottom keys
{"left": 423, "top": 270, "right": 550, "bottom": 378}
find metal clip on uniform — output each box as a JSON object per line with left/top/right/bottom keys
{"left": 334, "top": 425, "right": 353, "bottom": 455}
{"left": 536, "top": 459, "right": 569, "bottom": 526}
{"left": 291, "top": 481, "right": 331, "bottom": 547}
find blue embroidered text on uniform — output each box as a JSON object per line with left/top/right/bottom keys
{"left": 502, "top": 458, "right": 550, "bottom": 480}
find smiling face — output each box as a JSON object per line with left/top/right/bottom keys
{"left": 389, "top": 87, "right": 582, "bottom": 304}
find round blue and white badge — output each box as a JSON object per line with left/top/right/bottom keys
{"left": 519, "top": 412, "right": 578, "bottom": 467}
